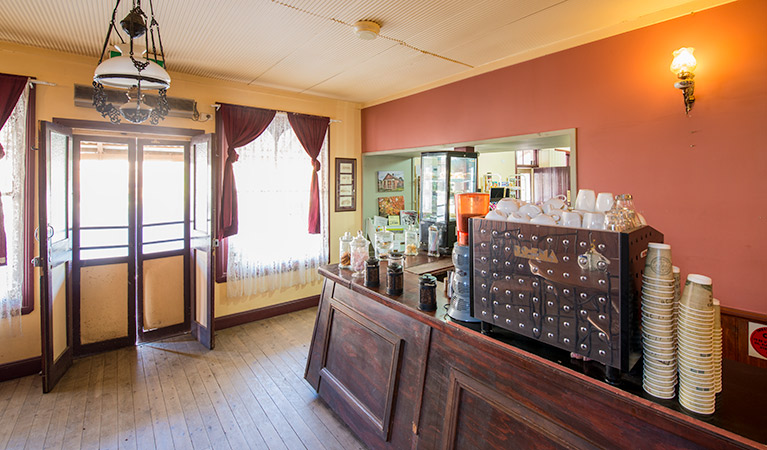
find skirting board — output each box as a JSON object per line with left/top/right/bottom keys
{"left": 0, "top": 356, "right": 41, "bottom": 382}
{"left": 215, "top": 295, "right": 320, "bottom": 330}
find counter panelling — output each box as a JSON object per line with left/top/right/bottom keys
{"left": 307, "top": 261, "right": 766, "bottom": 450}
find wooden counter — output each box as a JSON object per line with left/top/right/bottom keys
{"left": 305, "top": 259, "right": 766, "bottom": 449}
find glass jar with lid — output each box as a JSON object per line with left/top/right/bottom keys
{"left": 404, "top": 225, "right": 419, "bottom": 256}
{"left": 386, "top": 252, "right": 404, "bottom": 295}
{"left": 339, "top": 231, "right": 353, "bottom": 269}
{"left": 375, "top": 227, "right": 394, "bottom": 260}
{"left": 350, "top": 230, "right": 369, "bottom": 277}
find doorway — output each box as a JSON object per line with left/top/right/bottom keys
{"left": 72, "top": 134, "right": 190, "bottom": 353}
{"left": 38, "top": 120, "right": 215, "bottom": 392}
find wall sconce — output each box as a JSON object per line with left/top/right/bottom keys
{"left": 670, "top": 47, "right": 697, "bottom": 114}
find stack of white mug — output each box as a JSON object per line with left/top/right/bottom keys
{"left": 677, "top": 274, "right": 717, "bottom": 414}
{"left": 486, "top": 190, "right": 616, "bottom": 229}
{"left": 713, "top": 299, "right": 723, "bottom": 393}
{"left": 641, "top": 243, "right": 678, "bottom": 399}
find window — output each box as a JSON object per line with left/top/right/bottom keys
{"left": 226, "top": 113, "right": 329, "bottom": 296}
{"left": 0, "top": 88, "right": 28, "bottom": 320}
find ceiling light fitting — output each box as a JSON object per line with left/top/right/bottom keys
{"left": 670, "top": 47, "right": 696, "bottom": 115}
{"left": 93, "top": 0, "right": 170, "bottom": 124}
{"left": 354, "top": 21, "right": 380, "bottom": 40}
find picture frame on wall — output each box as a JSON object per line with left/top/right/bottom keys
{"left": 335, "top": 158, "right": 356, "bottom": 212}
{"left": 377, "top": 170, "right": 405, "bottom": 192}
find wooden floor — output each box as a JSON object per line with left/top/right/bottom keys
{"left": 0, "top": 308, "right": 367, "bottom": 450}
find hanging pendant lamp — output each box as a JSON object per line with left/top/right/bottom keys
{"left": 93, "top": 0, "right": 170, "bottom": 124}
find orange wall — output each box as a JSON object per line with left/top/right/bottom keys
{"left": 361, "top": 0, "right": 767, "bottom": 315}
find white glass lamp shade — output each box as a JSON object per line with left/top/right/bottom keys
{"left": 94, "top": 56, "right": 171, "bottom": 90}
{"left": 670, "top": 47, "right": 697, "bottom": 76}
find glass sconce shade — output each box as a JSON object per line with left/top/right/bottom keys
{"left": 670, "top": 47, "right": 697, "bottom": 76}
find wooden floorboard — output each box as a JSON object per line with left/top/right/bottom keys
{"left": 0, "top": 308, "right": 366, "bottom": 450}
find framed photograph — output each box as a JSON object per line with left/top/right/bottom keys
{"left": 399, "top": 210, "right": 418, "bottom": 227}
{"left": 378, "top": 195, "right": 404, "bottom": 216}
{"left": 335, "top": 158, "right": 356, "bottom": 212}
{"left": 377, "top": 170, "right": 405, "bottom": 192}
{"left": 388, "top": 215, "right": 400, "bottom": 226}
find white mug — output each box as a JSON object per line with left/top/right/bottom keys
{"left": 583, "top": 212, "right": 605, "bottom": 230}
{"left": 575, "top": 189, "right": 596, "bottom": 212}
{"left": 506, "top": 211, "right": 530, "bottom": 222}
{"left": 543, "top": 197, "right": 566, "bottom": 213}
{"left": 561, "top": 210, "right": 582, "bottom": 227}
{"left": 485, "top": 209, "right": 507, "bottom": 221}
{"left": 547, "top": 209, "right": 564, "bottom": 223}
{"left": 530, "top": 214, "right": 556, "bottom": 225}
{"left": 519, "top": 203, "right": 542, "bottom": 218}
{"left": 595, "top": 192, "right": 614, "bottom": 212}
{"left": 496, "top": 197, "right": 519, "bottom": 214}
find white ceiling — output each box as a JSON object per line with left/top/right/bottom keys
{"left": 0, "top": 0, "right": 730, "bottom": 104}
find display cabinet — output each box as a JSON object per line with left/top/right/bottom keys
{"left": 419, "top": 151, "right": 478, "bottom": 251}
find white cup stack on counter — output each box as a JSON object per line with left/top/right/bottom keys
{"left": 485, "top": 189, "right": 646, "bottom": 230}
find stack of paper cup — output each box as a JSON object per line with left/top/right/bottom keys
{"left": 641, "top": 243, "right": 677, "bottom": 399}
{"left": 713, "top": 299, "right": 723, "bottom": 394}
{"left": 677, "top": 274, "right": 716, "bottom": 414}
{"left": 673, "top": 266, "right": 681, "bottom": 321}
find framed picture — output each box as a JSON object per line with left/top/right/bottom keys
{"left": 378, "top": 195, "right": 404, "bottom": 216}
{"left": 335, "top": 158, "right": 356, "bottom": 212}
{"left": 399, "top": 210, "right": 418, "bottom": 227}
{"left": 377, "top": 170, "right": 405, "bottom": 192}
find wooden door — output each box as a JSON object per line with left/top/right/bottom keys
{"left": 38, "top": 121, "right": 74, "bottom": 393}
{"left": 189, "top": 133, "right": 215, "bottom": 349}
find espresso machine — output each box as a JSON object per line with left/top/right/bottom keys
{"left": 470, "top": 218, "right": 662, "bottom": 380}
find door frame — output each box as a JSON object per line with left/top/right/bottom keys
{"left": 53, "top": 119, "right": 208, "bottom": 355}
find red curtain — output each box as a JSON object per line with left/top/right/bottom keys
{"left": 287, "top": 113, "right": 329, "bottom": 234}
{"left": 218, "top": 103, "right": 276, "bottom": 238}
{"left": 0, "top": 74, "right": 29, "bottom": 266}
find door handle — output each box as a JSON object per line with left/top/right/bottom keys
{"left": 31, "top": 256, "right": 42, "bottom": 267}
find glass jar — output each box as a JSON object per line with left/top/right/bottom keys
{"left": 404, "top": 225, "right": 419, "bottom": 256}
{"left": 339, "top": 231, "right": 353, "bottom": 269}
{"left": 386, "top": 252, "right": 404, "bottom": 295}
{"left": 614, "top": 194, "right": 641, "bottom": 230}
{"left": 350, "top": 230, "right": 369, "bottom": 277}
{"left": 418, "top": 274, "right": 437, "bottom": 312}
{"left": 427, "top": 224, "right": 440, "bottom": 257}
{"left": 375, "top": 227, "right": 394, "bottom": 260}
{"left": 364, "top": 257, "right": 380, "bottom": 287}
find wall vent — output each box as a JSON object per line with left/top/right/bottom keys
{"left": 74, "top": 84, "right": 197, "bottom": 120}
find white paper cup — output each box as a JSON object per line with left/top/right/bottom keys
{"left": 644, "top": 243, "right": 673, "bottom": 280}
{"left": 680, "top": 274, "right": 714, "bottom": 310}
{"left": 643, "top": 382, "right": 676, "bottom": 399}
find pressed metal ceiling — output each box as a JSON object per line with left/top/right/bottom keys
{"left": 0, "top": 0, "right": 730, "bottom": 104}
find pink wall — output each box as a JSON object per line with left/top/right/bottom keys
{"left": 362, "top": 0, "right": 767, "bottom": 314}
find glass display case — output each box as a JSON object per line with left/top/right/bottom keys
{"left": 419, "top": 151, "right": 478, "bottom": 251}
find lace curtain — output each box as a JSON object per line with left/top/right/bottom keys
{"left": 0, "top": 88, "right": 27, "bottom": 327}
{"left": 226, "top": 113, "right": 329, "bottom": 296}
